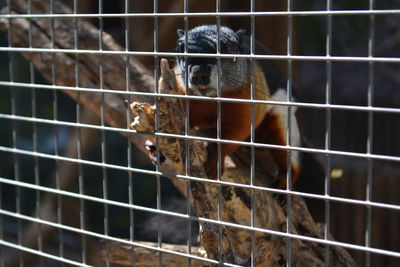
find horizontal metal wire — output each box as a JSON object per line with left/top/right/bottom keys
{"left": 1, "top": 47, "right": 400, "bottom": 63}
{"left": 0, "top": 239, "right": 90, "bottom": 267}
{"left": 1, "top": 10, "right": 400, "bottom": 19}
{"left": 1, "top": 180, "right": 400, "bottom": 259}
{"left": 0, "top": 146, "right": 400, "bottom": 212}
{"left": 1, "top": 113, "right": 400, "bottom": 163}
{"left": 1, "top": 81, "right": 400, "bottom": 114}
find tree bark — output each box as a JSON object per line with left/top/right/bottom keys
{"left": 100, "top": 240, "right": 210, "bottom": 267}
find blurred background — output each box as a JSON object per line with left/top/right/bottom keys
{"left": 0, "top": 0, "right": 399, "bottom": 266}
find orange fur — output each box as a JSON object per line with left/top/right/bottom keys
{"left": 176, "top": 64, "right": 299, "bottom": 186}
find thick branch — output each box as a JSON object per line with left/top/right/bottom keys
{"left": 0, "top": 0, "right": 189, "bottom": 196}
{"left": 100, "top": 240, "right": 210, "bottom": 267}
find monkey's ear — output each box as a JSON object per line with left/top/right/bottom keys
{"left": 236, "top": 29, "right": 246, "bottom": 37}
{"left": 177, "top": 29, "right": 185, "bottom": 38}
{"left": 235, "top": 29, "right": 246, "bottom": 43}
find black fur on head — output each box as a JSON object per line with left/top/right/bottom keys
{"left": 175, "top": 25, "right": 290, "bottom": 98}
{"left": 176, "top": 25, "right": 245, "bottom": 54}
{"left": 175, "top": 25, "right": 250, "bottom": 96}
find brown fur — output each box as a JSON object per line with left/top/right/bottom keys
{"left": 176, "top": 63, "right": 299, "bottom": 186}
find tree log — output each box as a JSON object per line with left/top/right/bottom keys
{"left": 0, "top": 1, "right": 357, "bottom": 266}
{"left": 100, "top": 240, "right": 210, "bottom": 267}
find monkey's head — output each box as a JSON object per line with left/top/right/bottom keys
{"left": 175, "top": 25, "right": 250, "bottom": 97}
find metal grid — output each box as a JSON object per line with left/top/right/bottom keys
{"left": 0, "top": 0, "right": 399, "bottom": 266}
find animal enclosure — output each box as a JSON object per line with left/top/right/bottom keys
{"left": 0, "top": 0, "right": 399, "bottom": 266}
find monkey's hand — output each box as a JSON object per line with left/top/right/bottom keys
{"left": 203, "top": 142, "right": 242, "bottom": 179}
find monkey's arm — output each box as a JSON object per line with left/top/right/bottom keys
{"left": 203, "top": 100, "right": 253, "bottom": 179}
{"left": 255, "top": 110, "right": 301, "bottom": 187}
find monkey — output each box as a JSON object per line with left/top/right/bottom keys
{"left": 174, "top": 25, "right": 300, "bottom": 186}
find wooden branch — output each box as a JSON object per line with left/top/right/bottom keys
{"left": 131, "top": 59, "right": 236, "bottom": 262}
{"left": 0, "top": 0, "right": 190, "bottom": 196}
{"left": 129, "top": 59, "right": 357, "bottom": 266}
{"left": 0, "top": 1, "right": 356, "bottom": 266}
{"left": 9, "top": 0, "right": 154, "bottom": 95}
{"left": 100, "top": 240, "right": 211, "bottom": 267}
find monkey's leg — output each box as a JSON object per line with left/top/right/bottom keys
{"left": 204, "top": 123, "right": 251, "bottom": 179}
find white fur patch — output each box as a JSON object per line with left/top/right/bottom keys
{"left": 207, "top": 65, "right": 218, "bottom": 96}
{"left": 270, "top": 88, "right": 300, "bottom": 165}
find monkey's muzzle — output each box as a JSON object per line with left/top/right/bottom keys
{"left": 189, "top": 64, "right": 211, "bottom": 87}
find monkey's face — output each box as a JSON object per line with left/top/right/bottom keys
{"left": 175, "top": 56, "right": 218, "bottom": 96}
{"left": 175, "top": 25, "right": 250, "bottom": 97}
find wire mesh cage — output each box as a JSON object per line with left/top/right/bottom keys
{"left": 0, "top": 0, "right": 399, "bottom": 266}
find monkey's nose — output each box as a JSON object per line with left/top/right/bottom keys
{"left": 190, "top": 65, "right": 211, "bottom": 86}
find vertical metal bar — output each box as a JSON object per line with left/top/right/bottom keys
{"left": 324, "top": 1, "right": 333, "bottom": 266}
{"left": 152, "top": 0, "right": 163, "bottom": 266}
{"left": 249, "top": 0, "right": 256, "bottom": 266}
{"left": 124, "top": 1, "right": 136, "bottom": 266}
{"left": 50, "top": 8, "right": 60, "bottom": 265}
{"left": 98, "top": 1, "right": 109, "bottom": 266}
{"left": 185, "top": 163, "right": 192, "bottom": 267}
{"left": 73, "top": 0, "right": 86, "bottom": 264}
{"left": 48, "top": 1, "right": 65, "bottom": 265}
{"left": 7, "top": 0, "right": 23, "bottom": 266}
{"left": 365, "top": 1, "right": 375, "bottom": 266}
{"left": 28, "top": 0, "right": 42, "bottom": 260}
{"left": 50, "top": 0, "right": 59, "bottom": 161}
{"left": 182, "top": 2, "right": 192, "bottom": 266}
{"left": 286, "top": 1, "right": 293, "bottom": 266}
{"left": 33, "top": 1, "right": 44, "bottom": 266}
{"left": 50, "top": 17, "right": 59, "bottom": 267}
{"left": 215, "top": 2, "right": 223, "bottom": 263}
